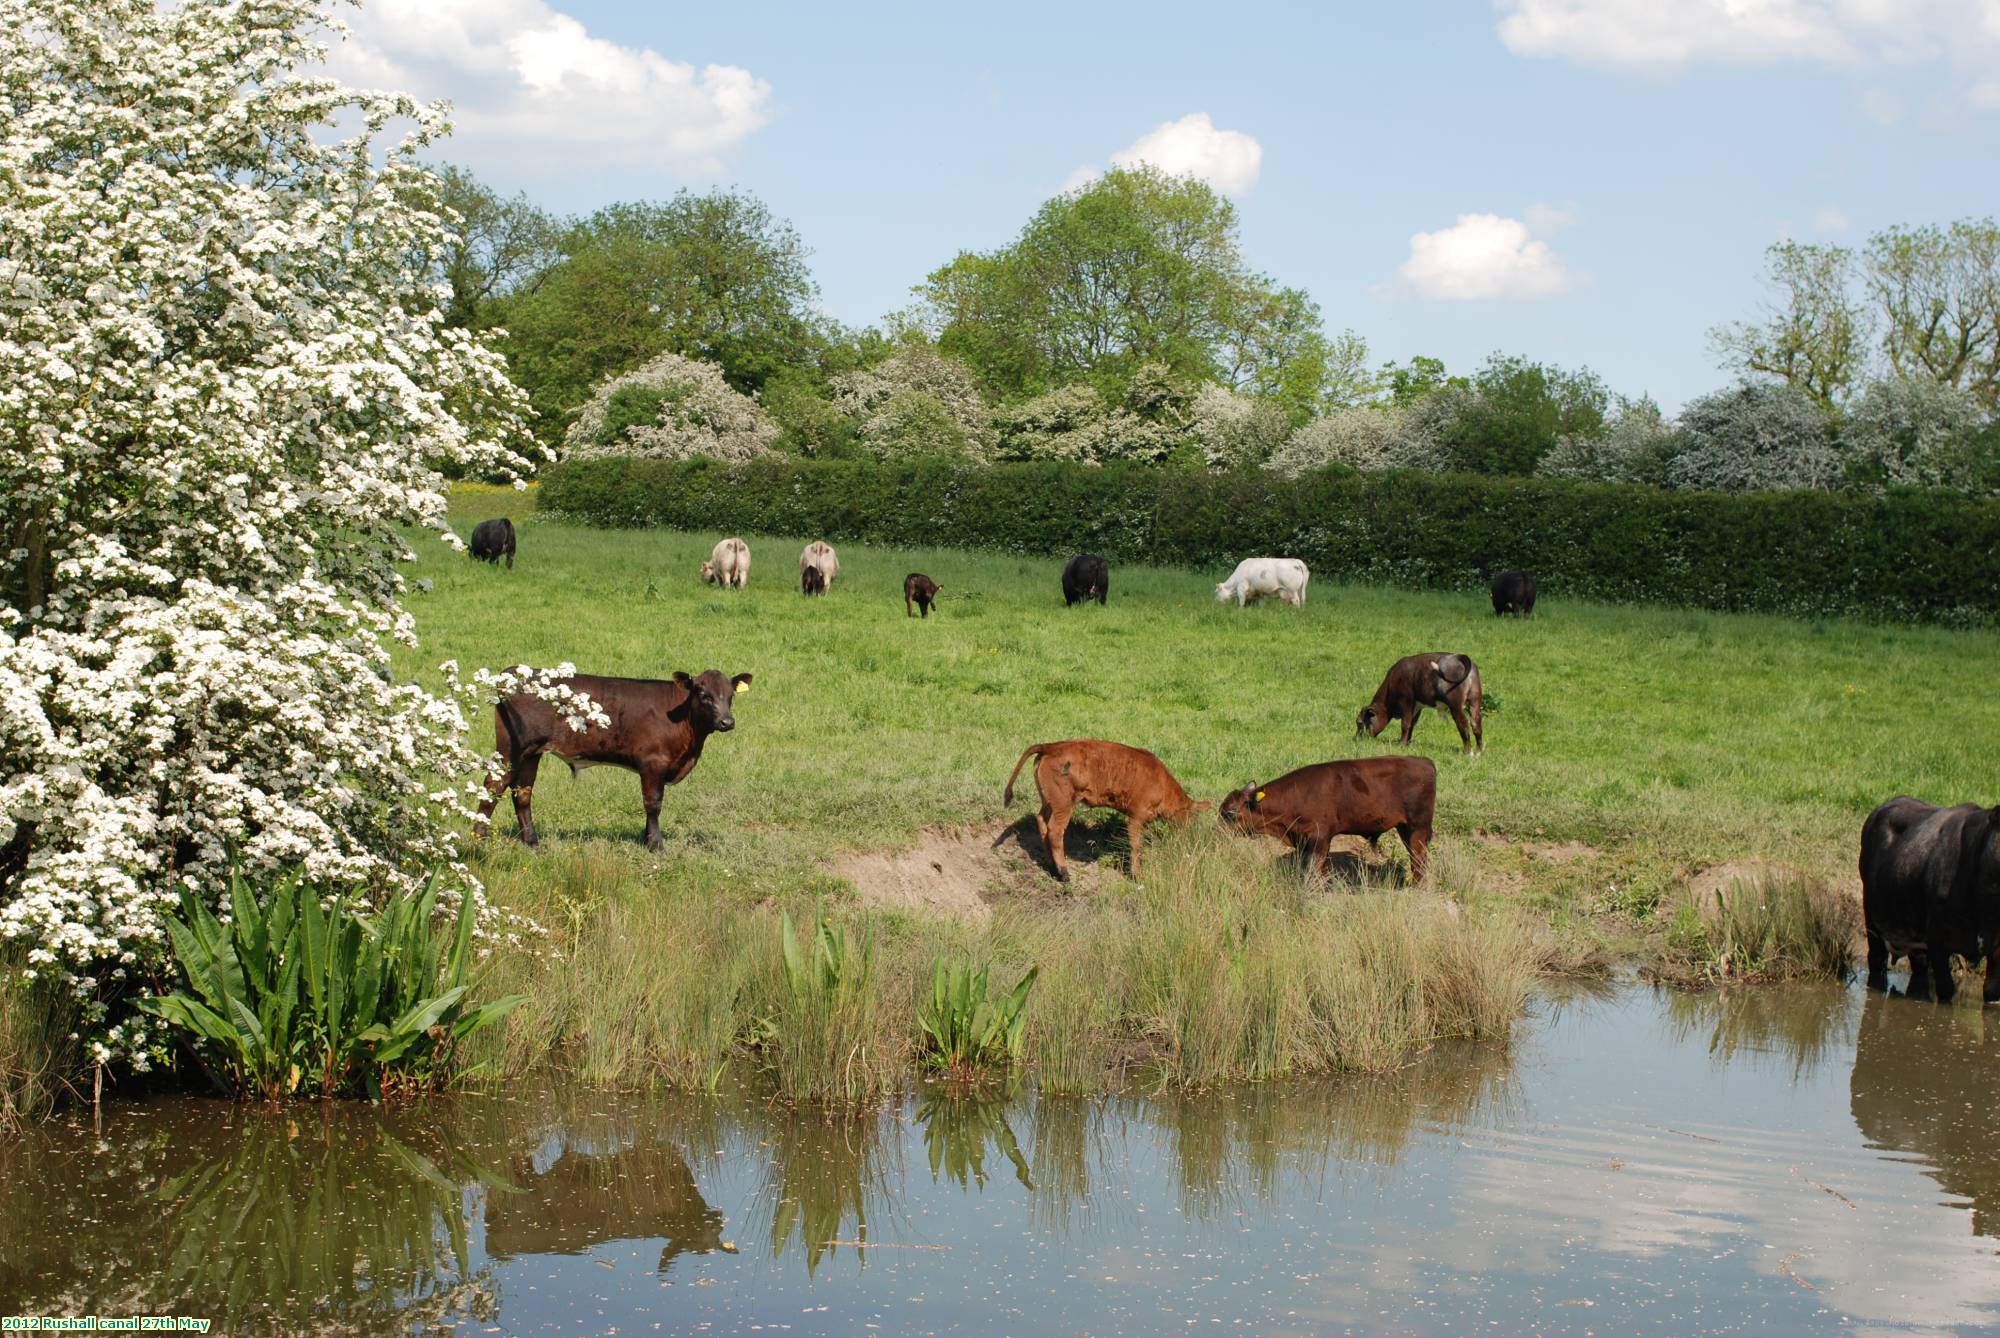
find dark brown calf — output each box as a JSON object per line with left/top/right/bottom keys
{"left": 904, "top": 572, "right": 940, "bottom": 618}
{"left": 1003, "top": 739, "right": 1209, "bottom": 882}
{"left": 476, "top": 670, "right": 752, "bottom": 852}
{"left": 1220, "top": 756, "right": 1437, "bottom": 882}
{"left": 1356, "top": 652, "right": 1484, "bottom": 753}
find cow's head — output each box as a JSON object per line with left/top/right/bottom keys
{"left": 1213, "top": 583, "right": 1232, "bottom": 603}
{"left": 1355, "top": 706, "right": 1383, "bottom": 739}
{"left": 699, "top": 560, "right": 717, "bottom": 584}
{"left": 674, "top": 670, "right": 754, "bottom": 733}
{"left": 1218, "top": 783, "right": 1263, "bottom": 832}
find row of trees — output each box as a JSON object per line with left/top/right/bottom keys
{"left": 437, "top": 163, "right": 1997, "bottom": 497}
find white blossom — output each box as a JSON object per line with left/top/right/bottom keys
{"left": 562, "top": 351, "right": 779, "bottom": 462}
{"left": 0, "top": 0, "right": 544, "bottom": 1061}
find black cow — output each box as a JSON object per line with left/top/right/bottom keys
{"left": 470, "top": 517, "right": 516, "bottom": 568}
{"left": 1860, "top": 797, "right": 2000, "bottom": 1002}
{"left": 476, "top": 670, "right": 753, "bottom": 852}
{"left": 801, "top": 564, "right": 827, "bottom": 597}
{"left": 1062, "top": 554, "right": 1109, "bottom": 606}
{"left": 1490, "top": 570, "right": 1535, "bottom": 616}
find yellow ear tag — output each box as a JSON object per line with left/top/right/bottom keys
{"left": 1255, "top": 790, "right": 1266, "bottom": 801}
{"left": 735, "top": 682, "right": 750, "bottom": 695}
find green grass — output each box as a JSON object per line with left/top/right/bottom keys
{"left": 395, "top": 488, "right": 1999, "bottom": 1094}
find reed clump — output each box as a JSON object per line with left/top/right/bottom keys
{"left": 1662, "top": 870, "right": 1859, "bottom": 983}
{"left": 475, "top": 827, "right": 1540, "bottom": 1100}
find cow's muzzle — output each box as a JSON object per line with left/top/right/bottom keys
{"left": 714, "top": 717, "right": 735, "bottom": 732}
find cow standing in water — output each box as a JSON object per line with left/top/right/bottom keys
{"left": 1860, "top": 797, "right": 2000, "bottom": 1002}
{"left": 477, "top": 670, "right": 753, "bottom": 852}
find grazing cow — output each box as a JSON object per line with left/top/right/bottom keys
{"left": 1220, "top": 756, "right": 1437, "bottom": 883}
{"left": 700, "top": 537, "right": 751, "bottom": 588}
{"left": 1860, "top": 797, "right": 2000, "bottom": 1003}
{"left": 476, "top": 670, "right": 753, "bottom": 853}
{"left": 470, "top": 517, "right": 515, "bottom": 569}
{"left": 799, "top": 540, "right": 839, "bottom": 594}
{"left": 1491, "top": 570, "right": 1536, "bottom": 616}
{"left": 801, "top": 564, "right": 826, "bottom": 597}
{"left": 1215, "top": 557, "right": 1309, "bottom": 608}
{"left": 1003, "top": 739, "right": 1209, "bottom": 882}
{"left": 904, "top": 572, "right": 940, "bottom": 618}
{"left": 1356, "top": 653, "right": 1484, "bottom": 754}
{"left": 1062, "top": 554, "right": 1109, "bottom": 607}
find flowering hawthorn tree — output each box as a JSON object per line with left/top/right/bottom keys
{"left": 563, "top": 351, "right": 779, "bottom": 462}
{"left": 0, "top": 0, "right": 543, "bottom": 1062}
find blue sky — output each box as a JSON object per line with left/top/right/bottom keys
{"left": 332, "top": 0, "right": 2000, "bottom": 410}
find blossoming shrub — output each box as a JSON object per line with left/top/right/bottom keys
{"left": 0, "top": 0, "right": 541, "bottom": 1066}
{"left": 563, "top": 351, "right": 779, "bottom": 462}
{"left": 541, "top": 456, "right": 2000, "bottom": 624}
{"left": 831, "top": 346, "right": 993, "bottom": 460}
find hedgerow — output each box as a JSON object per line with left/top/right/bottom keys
{"left": 538, "top": 457, "right": 2000, "bottom": 624}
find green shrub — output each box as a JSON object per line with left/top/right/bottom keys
{"left": 538, "top": 456, "right": 2000, "bottom": 624}
{"left": 752, "top": 910, "right": 895, "bottom": 1104}
{"left": 139, "top": 868, "right": 524, "bottom": 1101}
{"left": 916, "top": 957, "right": 1038, "bottom": 1079}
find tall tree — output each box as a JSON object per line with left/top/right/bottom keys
{"left": 1709, "top": 241, "right": 1869, "bottom": 408}
{"left": 428, "top": 164, "right": 564, "bottom": 329}
{"left": 496, "top": 190, "right": 826, "bottom": 439}
{"left": 918, "top": 166, "right": 1327, "bottom": 404}
{"left": 1863, "top": 219, "right": 2000, "bottom": 411}
{"left": 1439, "top": 355, "right": 1610, "bottom": 476}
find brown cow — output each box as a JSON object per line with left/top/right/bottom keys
{"left": 475, "top": 670, "right": 752, "bottom": 852}
{"left": 1220, "top": 757, "right": 1437, "bottom": 882}
{"left": 904, "top": 572, "right": 940, "bottom": 618}
{"left": 1003, "top": 739, "right": 1209, "bottom": 882}
{"left": 1356, "top": 652, "right": 1484, "bottom": 754}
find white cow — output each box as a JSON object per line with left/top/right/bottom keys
{"left": 1215, "top": 557, "right": 1309, "bottom": 607}
{"left": 700, "top": 536, "right": 751, "bottom": 588}
{"left": 799, "top": 540, "right": 840, "bottom": 594}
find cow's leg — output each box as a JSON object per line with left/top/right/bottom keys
{"left": 906, "top": 594, "right": 914, "bottom": 617}
{"left": 1904, "top": 949, "right": 1934, "bottom": 1000}
{"left": 505, "top": 548, "right": 513, "bottom": 571}
{"left": 1984, "top": 952, "right": 2000, "bottom": 1005}
{"left": 1447, "top": 700, "right": 1474, "bottom": 752}
{"left": 1125, "top": 815, "right": 1147, "bottom": 881}
{"left": 1400, "top": 823, "right": 1430, "bottom": 884}
{"left": 508, "top": 752, "right": 543, "bottom": 847}
{"left": 1400, "top": 708, "right": 1420, "bottom": 745}
{"left": 1034, "top": 802, "right": 1054, "bottom": 871}
{"left": 475, "top": 756, "right": 510, "bottom": 839}
{"left": 1930, "top": 950, "right": 1958, "bottom": 1004}
{"left": 1045, "top": 800, "right": 1073, "bottom": 883}
{"left": 640, "top": 766, "right": 668, "bottom": 853}
{"left": 1865, "top": 928, "right": 1889, "bottom": 992}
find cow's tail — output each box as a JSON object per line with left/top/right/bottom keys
{"left": 1003, "top": 744, "right": 1050, "bottom": 806}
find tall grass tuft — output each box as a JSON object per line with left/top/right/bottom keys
{"left": 1664, "top": 871, "right": 1859, "bottom": 983}
{"left": 0, "top": 959, "right": 76, "bottom": 1130}
{"left": 754, "top": 909, "right": 900, "bottom": 1104}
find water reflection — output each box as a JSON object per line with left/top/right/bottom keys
{"left": 6, "top": 986, "right": 2000, "bottom": 1334}
{"left": 1851, "top": 991, "right": 2000, "bottom": 1239}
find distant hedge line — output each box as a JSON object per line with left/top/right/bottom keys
{"left": 538, "top": 456, "right": 2000, "bottom": 624}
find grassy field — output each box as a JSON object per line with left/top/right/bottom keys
{"left": 393, "top": 486, "right": 1999, "bottom": 1093}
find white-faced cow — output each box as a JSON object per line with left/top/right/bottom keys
{"left": 476, "top": 670, "right": 752, "bottom": 853}
{"left": 1215, "top": 557, "right": 1309, "bottom": 608}
{"left": 1860, "top": 797, "right": 2000, "bottom": 1003}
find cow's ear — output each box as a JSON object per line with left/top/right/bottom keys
{"left": 731, "top": 672, "right": 753, "bottom": 694}
{"left": 673, "top": 671, "right": 696, "bottom": 692}
{"left": 1243, "top": 783, "right": 1261, "bottom": 810}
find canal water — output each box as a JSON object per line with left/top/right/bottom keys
{"left": 5, "top": 983, "right": 1999, "bottom": 1335}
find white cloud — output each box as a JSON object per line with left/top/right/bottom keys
{"left": 1060, "top": 164, "right": 1102, "bottom": 194}
{"left": 321, "top": 0, "right": 772, "bottom": 175}
{"left": 1108, "top": 113, "right": 1264, "bottom": 196}
{"left": 1396, "top": 213, "right": 1578, "bottom": 301}
{"left": 1494, "top": 0, "right": 2000, "bottom": 72}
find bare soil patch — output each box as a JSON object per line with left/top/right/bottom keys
{"left": 828, "top": 818, "right": 1137, "bottom": 923}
